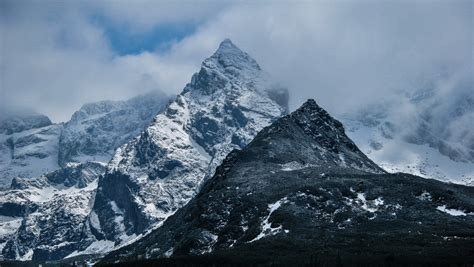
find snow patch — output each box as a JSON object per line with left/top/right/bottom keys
{"left": 18, "top": 249, "right": 33, "bottom": 261}
{"left": 163, "top": 247, "right": 174, "bottom": 258}
{"left": 436, "top": 205, "right": 472, "bottom": 216}
{"left": 357, "top": 193, "right": 384, "bottom": 213}
{"left": 280, "top": 161, "right": 308, "bottom": 171}
{"left": 417, "top": 191, "right": 432, "bottom": 201}
{"left": 0, "top": 216, "right": 22, "bottom": 237}
{"left": 65, "top": 240, "right": 115, "bottom": 259}
{"left": 189, "top": 136, "right": 212, "bottom": 161}
{"left": 89, "top": 211, "right": 101, "bottom": 231}
{"left": 249, "top": 197, "right": 289, "bottom": 242}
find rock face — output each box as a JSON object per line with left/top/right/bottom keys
{"left": 58, "top": 91, "right": 170, "bottom": 166}
{"left": 91, "top": 39, "right": 288, "bottom": 245}
{"left": 0, "top": 162, "right": 106, "bottom": 261}
{"left": 101, "top": 99, "right": 474, "bottom": 265}
{"left": 0, "top": 113, "right": 62, "bottom": 188}
{"left": 0, "top": 91, "right": 170, "bottom": 188}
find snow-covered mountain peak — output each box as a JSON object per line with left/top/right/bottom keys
{"left": 210, "top": 38, "right": 260, "bottom": 70}
{"left": 217, "top": 38, "right": 235, "bottom": 49}
{"left": 91, "top": 40, "right": 288, "bottom": 249}
{"left": 189, "top": 40, "right": 262, "bottom": 94}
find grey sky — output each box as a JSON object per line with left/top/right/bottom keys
{"left": 0, "top": 0, "right": 472, "bottom": 122}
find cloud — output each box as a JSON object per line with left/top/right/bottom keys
{"left": 93, "top": 0, "right": 230, "bottom": 32}
{"left": 1, "top": 0, "right": 472, "bottom": 122}
{"left": 0, "top": 0, "right": 218, "bottom": 121}
{"left": 164, "top": 1, "right": 472, "bottom": 115}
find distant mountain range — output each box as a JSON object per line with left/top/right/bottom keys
{"left": 0, "top": 39, "right": 472, "bottom": 265}
{"left": 0, "top": 91, "right": 171, "bottom": 188}
{"left": 343, "top": 77, "right": 474, "bottom": 185}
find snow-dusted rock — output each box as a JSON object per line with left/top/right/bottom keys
{"left": 0, "top": 121, "right": 62, "bottom": 188}
{"left": 58, "top": 91, "right": 170, "bottom": 166}
{"left": 0, "top": 162, "right": 106, "bottom": 260}
{"left": 0, "top": 91, "right": 170, "bottom": 260}
{"left": 0, "top": 91, "right": 170, "bottom": 189}
{"left": 91, "top": 39, "right": 288, "bottom": 246}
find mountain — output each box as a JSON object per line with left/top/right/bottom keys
{"left": 58, "top": 91, "right": 170, "bottom": 166}
{"left": 0, "top": 91, "right": 171, "bottom": 188}
{"left": 342, "top": 77, "right": 474, "bottom": 185}
{"left": 0, "top": 161, "right": 106, "bottom": 260}
{"left": 101, "top": 99, "right": 474, "bottom": 266}
{"left": 89, "top": 39, "right": 288, "bottom": 250}
{"left": 0, "top": 39, "right": 287, "bottom": 261}
{"left": 0, "top": 111, "right": 62, "bottom": 188}
{"left": 0, "top": 91, "right": 171, "bottom": 261}
{"left": 0, "top": 111, "right": 52, "bottom": 135}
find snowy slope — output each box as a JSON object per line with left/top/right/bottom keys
{"left": 59, "top": 91, "right": 170, "bottom": 166}
{"left": 344, "top": 120, "right": 474, "bottom": 185}
{"left": 0, "top": 121, "right": 62, "bottom": 188}
{"left": 0, "top": 91, "right": 170, "bottom": 188}
{"left": 342, "top": 76, "right": 474, "bottom": 185}
{"left": 90, "top": 39, "right": 288, "bottom": 252}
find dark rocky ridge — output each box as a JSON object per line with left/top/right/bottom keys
{"left": 100, "top": 99, "right": 474, "bottom": 266}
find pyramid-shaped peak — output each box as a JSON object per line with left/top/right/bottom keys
{"left": 207, "top": 39, "right": 261, "bottom": 71}
{"left": 214, "top": 38, "right": 243, "bottom": 55}
{"left": 218, "top": 38, "right": 237, "bottom": 49}
{"left": 299, "top": 99, "right": 320, "bottom": 110}
{"left": 292, "top": 99, "right": 328, "bottom": 119}
{"left": 282, "top": 99, "right": 384, "bottom": 173}
{"left": 290, "top": 99, "right": 349, "bottom": 148}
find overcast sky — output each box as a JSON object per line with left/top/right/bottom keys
{"left": 1, "top": 0, "right": 472, "bottom": 122}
